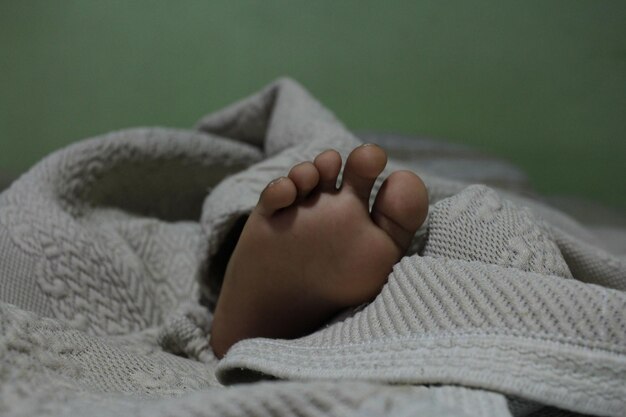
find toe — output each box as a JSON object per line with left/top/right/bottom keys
{"left": 256, "top": 177, "right": 298, "bottom": 217}
{"left": 313, "top": 150, "right": 342, "bottom": 191}
{"left": 342, "top": 144, "right": 387, "bottom": 203}
{"left": 371, "top": 170, "right": 428, "bottom": 251}
{"left": 288, "top": 162, "right": 320, "bottom": 199}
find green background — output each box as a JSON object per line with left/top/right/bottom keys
{"left": 1, "top": 1, "right": 625, "bottom": 208}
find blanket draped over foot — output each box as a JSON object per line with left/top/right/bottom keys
{"left": 1, "top": 79, "right": 624, "bottom": 417}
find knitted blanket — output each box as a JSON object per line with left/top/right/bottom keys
{"left": 1, "top": 79, "right": 624, "bottom": 417}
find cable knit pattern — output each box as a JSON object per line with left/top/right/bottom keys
{"left": 1, "top": 78, "right": 625, "bottom": 417}
{"left": 423, "top": 185, "right": 572, "bottom": 278}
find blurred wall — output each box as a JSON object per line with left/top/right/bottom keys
{"left": 1, "top": 1, "right": 624, "bottom": 208}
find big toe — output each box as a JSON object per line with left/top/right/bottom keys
{"left": 371, "top": 170, "right": 428, "bottom": 251}
{"left": 342, "top": 144, "right": 388, "bottom": 203}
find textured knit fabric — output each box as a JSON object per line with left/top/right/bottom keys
{"left": 1, "top": 78, "right": 625, "bottom": 417}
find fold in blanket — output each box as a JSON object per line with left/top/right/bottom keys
{"left": 1, "top": 78, "right": 624, "bottom": 417}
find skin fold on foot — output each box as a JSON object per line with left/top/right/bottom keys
{"left": 210, "top": 144, "right": 428, "bottom": 358}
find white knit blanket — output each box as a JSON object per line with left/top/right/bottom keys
{"left": 1, "top": 79, "right": 624, "bottom": 417}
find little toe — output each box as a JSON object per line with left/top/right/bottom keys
{"left": 313, "top": 150, "right": 342, "bottom": 191}
{"left": 256, "top": 177, "right": 298, "bottom": 217}
{"left": 371, "top": 170, "right": 428, "bottom": 251}
{"left": 342, "top": 144, "right": 387, "bottom": 202}
{"left": 288, "top": 161, "right": 320, "bottom": 199}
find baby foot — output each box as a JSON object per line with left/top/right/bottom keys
{"left": 210, "top": 144, "right": 428, "bottom": 358}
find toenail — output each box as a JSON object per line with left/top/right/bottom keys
{"left": 268, "top": 177, "right": 285, "bottom": 187}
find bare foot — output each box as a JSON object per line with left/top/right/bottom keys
{"left": 210, "top": 144, "right": 428, "bottom": 358}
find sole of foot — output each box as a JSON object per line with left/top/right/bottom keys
{"left": 210, "top": 144, "right": 428, "bottom": 358}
